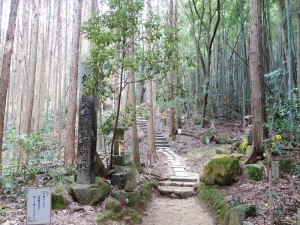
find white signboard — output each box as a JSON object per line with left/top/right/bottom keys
{"left": 27, "top": 188, "right": 51, "bottom": 225}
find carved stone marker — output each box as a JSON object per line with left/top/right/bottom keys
{"left": 76, "top": 62, "right": 97, "bottom": 184}
{"left": 272, "top": 161, "right": 281, "bottom": 179}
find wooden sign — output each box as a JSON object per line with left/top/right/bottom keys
{"left": 26, "top": 188, "right": 51, "bottom": 225}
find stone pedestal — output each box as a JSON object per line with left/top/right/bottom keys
{"left": 111, "top": 172, "right": 128, "bottom": 189}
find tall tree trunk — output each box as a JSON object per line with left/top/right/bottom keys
{"left": 174, "top": 0, "right": 181, "bottom": 129}
{"left": 33, "top": 0, "right": 45, "bottom": 134}
{"left": 65, "top": 0, "right": 82, "bottom": 166}
{"left": 0, "top": 0, "right": 19, "bottom": 176}
{"left": 128, "top": 0, "right": 141, "bottom": 170}
{"left": 169, "top": 0, "right": 176, "bottom": 137}
{"left": 297, "top": 2, "right": 300, "bottom": 90}
{"left": 0, "top": 0, "right": 3, "bottom": 43}
{"left": 246, "top": 0, "right": 265, "bottom": 164}
{"left": 285, "top": 0, "right": 293, "bottom": 100}
{"left": 21, "top": 0, "right": 40, "bottom": 166}
{"left": 57, "top": 0, "right": 63, "bottom": 159}
{"left": 146, "top": 0, "right": 157, "bottom": 164}
{"left": 14, "top": 0, "right": 29, "bottom": 156}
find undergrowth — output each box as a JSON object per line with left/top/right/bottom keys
{"left": 197, "top": 182, "right": 229, "bottom": 225}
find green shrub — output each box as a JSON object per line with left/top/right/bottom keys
{"left": 237, "top": 140, "right": 248, "bottom": 154}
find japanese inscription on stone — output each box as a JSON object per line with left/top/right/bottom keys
{"left": 76, "top": 62, "right": 97, "bottom": 184}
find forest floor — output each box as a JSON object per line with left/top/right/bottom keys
{"left": 0, "top": 114, "right": 299, "bottom": 225}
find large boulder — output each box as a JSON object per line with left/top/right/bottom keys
{"left": 228, "top": 204, "right": 256, "bottom": 225}
{"left": 200, "top": 157, "right": 240, "bottom": 186}
{"left": 242, "top": 164, "right": 264, "bottom": 181}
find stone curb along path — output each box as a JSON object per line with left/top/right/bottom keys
{"left": 137, "top": 119, "right": 198, "bottom": 199}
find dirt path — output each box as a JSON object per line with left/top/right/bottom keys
{"left": 142, "top": 195, "right": 215, "bottom": 225}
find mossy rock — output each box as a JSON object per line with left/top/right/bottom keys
{"left": 215, "top": 134, "right": 235, "bottom": 144}
{"left": 201, "top": 157, "right": 240, "bottom": 186}
{"left": 114, "top": 164, "right": 140, "bottom": 183}
{"left": 243, "top": 164, "right": 263, "bottom": 181}
{"left": 104, "top": 198, "right": 123, "bottom": 213}
{"left": 202, "top": 129, "right": 216, "bottom": 144}
{"left": 96, "top": 210, "right": 124, "bottom": 224}
{"left": 212, "top": 154, "right": 229, "bottom": 159}
{"left": 140, "top": 182, "right": 153, "bottom": 201}
{"left": 123, "top": 207, "right": 142, "bottom": 224}
{"left": 125, "top": 180, "right": 137, "bottom": 192}
{"left": 229, "top": 153, "right": 246, "bottom": 161}
{"left": 228, "top": 204, "right": 256, "bottom": 225}
{"left": 52, "top": 185, "right": 73, "bottom": 210}
{"left": 70, "top": 182, "right": 111, "bottom": 205}
{"left": 112, "top": 189, "right": 141, "bottom": 208}
{"left": 215, "top": 149, "right": 230, "bottom": 154}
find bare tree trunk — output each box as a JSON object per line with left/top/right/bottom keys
{"left": 297, "top": 2, "right": 300, "bottom": 90}
{"left": 20, "top": 0, "right": 40, "bottom": 166}
{"left": 0, "top": 0, "right": 3, "bottom": 43}
{"left": 0, "top": 0, "right": 19, "bottom": 176}
{"left": 174, "top": 0, "right": 181, "bottom": 129}
{"left": 57, "top": 0, "right": 63, "bottom": 159}
{"left": 146, "top": 0, "right": 157, "bottom": 164}
{"left": 65, "top": 0, "right": 82, "bottom": 166}
{"left": 33, "top": 0, "right": 45, "bottom": 134}
{"left": 15, "top": 0, "right": 30, "bottom": 154}
{"left": 169, "top": 0, "right": 176, "bottom": 137}
{"left": 246, "top": 0, "right": 265, "bottom": 164}
{"left": 128, "top": 12, "right": 141, "bottom": 169}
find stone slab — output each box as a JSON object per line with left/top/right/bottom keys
{"left": 170, "top": 176, "right": 198, "bottom": 182}
{"left": 175, "top": 171, "right": 188, "bottom": 177}
{"left": 159, "top": 181, "right": 197, "bottom": 187}
{"left": 170, "top": 165, "right": 185, "bottom": 168}
{"left": 173, "top": 168, "right": 185, "bottom": 172}
{"left": 171, "top": 161, "right": 182, "bottom": 166}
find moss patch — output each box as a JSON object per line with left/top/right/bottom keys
{"left": 105, "top": 198, "right": 123, "bottom": 213}
{"left": 244, "top": 165, "right": 263, "bottom": 181}
{"left": 52, "top": 194, "right": 65, "bottom": 210}
{"left": 197, "top": 183, "right": 229, "bottom": 225}
{"left": 96, "top": 210, "right": 124, "bottom": 224}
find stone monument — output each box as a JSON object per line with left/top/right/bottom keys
{"left": 76, "top": 62, "right": 97, "bottom": 184}
{"left": 71, "top": 62, "right": 111, "bottom": 206}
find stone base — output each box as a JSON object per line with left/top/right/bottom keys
{"left": 112, "top": 155, "right": 132, "bottom": 166}
{"left": 70, "top": 181, "right": 111, "bottom": 205}
{"left": 111, "top": 172, "right": 128, "bottom": 189}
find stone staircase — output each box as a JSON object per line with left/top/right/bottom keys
{"left": 137, "top": 118, "right": 198, "bottom": 199}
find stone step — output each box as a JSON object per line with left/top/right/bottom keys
{"left": 170, "top": 176, "right": 198, "bottom": 183}
{"left": 159, "top": 181, "right": 198, "bottom": 187}
{"left": 155, "top": 140, "right": 169, "bottom": 144}
{"left": 155, "top": 144, "right": 171, "bottom": 148}
{"left": 157, "top": 186, "right": 196, "bottom": 199}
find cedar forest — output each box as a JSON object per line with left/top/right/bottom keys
{"left": 0, "top": 0, "right": 299, "bottom": 225}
